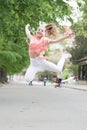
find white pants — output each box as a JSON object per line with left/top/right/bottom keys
{"left": 25, "top": 56, "right": 66, "bottom": 82}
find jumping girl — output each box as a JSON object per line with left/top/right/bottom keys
{"left": 25, "top": 23, "right": 72, "bottom": 83}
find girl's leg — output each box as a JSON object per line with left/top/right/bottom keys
{"left": 39, "top": 59, "right": 60, "bottom": 72}
{"left": 57, "top": 56, "right": 66, "bottom": 72}
{"left": 25, "top": 58, "right": 44, "bottom": 82}
{"left": 25, "top": 65, "right": 38, "bottom": 82}
{"left": 25, "top": 54, "right": 70, "bottom": 82}
{"left": 25, "top": 65, "right": 43, "bottom": 82}
{"left": 57, "top": 53, "right": 71, "bottom": 72}
{"left": 39, "top": 54, "right": 69, "bottom": 73}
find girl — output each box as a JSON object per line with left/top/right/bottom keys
{"left": 25, "top": 23, "right": 72, "bottom": 83}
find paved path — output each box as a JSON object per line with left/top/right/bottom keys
{"left": 0, "top": 81, "right": 87, "bottom": 130}
{"left": 63, "top": 82, "right": 87, "bottom": 91}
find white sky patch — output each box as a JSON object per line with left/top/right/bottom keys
{"left": 64, "top": 0, "right": 78, "bottom": 7}
{"left": 56, "top": 17, "right": 72, "bottom": 26}
{"left": 56, "top": 0, "right": 84, "bottom": 26}
{"left": 68, "top": 0, "right": 83, "bottom": 23}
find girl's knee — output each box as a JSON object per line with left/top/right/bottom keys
{"left": 25, "top": 75, "right": 30, "bottom": 82}
{"left": 25, "top": 72, "right": 35, "bottom": 82}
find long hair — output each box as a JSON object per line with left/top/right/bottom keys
{"left": 45, "top": 23, "right": 58, "bottom": 38}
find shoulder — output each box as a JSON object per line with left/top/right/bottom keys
{"left": 43, "top": 37, "right": 51, "bottom": 44}
{"left": 43, "top": 37, "right": 50, "bottom": 40}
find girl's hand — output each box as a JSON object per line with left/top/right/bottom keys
{"left": 25, "top": 24, "right": 30, "bottom": 29}
{"left": 25, "top": 24, "right": 31, "bottom": 39}
{"left": 64, "top": 26, "right": 74, "bottom": 38}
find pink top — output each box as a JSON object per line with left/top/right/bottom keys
{"left": 29, "top": 36, "right": 50, "bottom": 54}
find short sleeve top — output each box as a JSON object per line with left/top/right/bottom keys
{"left": 29, "top": 36, "right": 50, "bottom": 54}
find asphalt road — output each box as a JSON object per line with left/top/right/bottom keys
{"left": 0, "top": 81, "right": 87, "bottom": 130}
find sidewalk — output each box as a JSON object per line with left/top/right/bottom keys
{"left": 0, "top": 80, "right": 87, "bottom": 91}
{"left": 63, "top": 82, "right": 87, "bottom": 91}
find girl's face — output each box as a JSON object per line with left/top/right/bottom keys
{"left": 36, "top": 26, "right": 45, "bottom": 37}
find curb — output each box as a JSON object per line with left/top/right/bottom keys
{"left": 63, "top": 85, "right": 87, "bottom": 91}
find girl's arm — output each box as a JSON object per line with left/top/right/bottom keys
{"left": 25, "top": 24, "right": 32, "bottom": 39}
{"left": 49, "top": 34, "right": 71, "bottom": 44}
{"left": 48, "top": 26, "right": 73, "bottom": 44}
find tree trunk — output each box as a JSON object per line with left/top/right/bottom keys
{"left": 0, "top": 67, "right": 7, "bottom": 83}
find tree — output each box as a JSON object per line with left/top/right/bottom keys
{"left": 67, "top": 13, "right": 87, "bottom": 64}
{"left": 65, "top": 0, "right": 87, "bottom": 78}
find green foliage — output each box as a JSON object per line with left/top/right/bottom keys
{"left": 68, "top": 9, "right": 87, "bottom": 64}
{"left": 62, "top": 69, "right": 69, "bottom": 80}
{"left": 69, "top": 64, "right": 78, "bottom": 75}
{"left": 0, "top": 44, "right": 29, "bottom": 74}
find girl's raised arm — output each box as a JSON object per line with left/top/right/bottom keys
{"left": 25, "top": 24, "right": 32, "bottom": 39}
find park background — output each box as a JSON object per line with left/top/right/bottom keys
{"left": 0, "top": 0, "right": 87, "bottom": 84}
